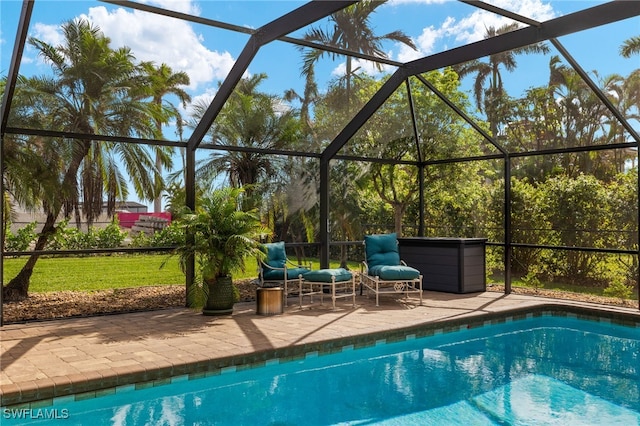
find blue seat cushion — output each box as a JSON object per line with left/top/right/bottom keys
{"left": 303, "top": 268, "right": 353, "bottom": 283}
{"left": 263, "top": 266, "right": 309, "bottom": 280}
{"left": 263, "top": 242, "right": 287, "bottom": 269}
{"left": 368, "top": 265, "right": 420, "bottom": 281}
{"left": 365, "top": 233, "right": 401, "bottom": 268}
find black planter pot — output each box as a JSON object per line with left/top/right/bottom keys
{"left": 202, "top": 275, "right": 236, "bottom": 315}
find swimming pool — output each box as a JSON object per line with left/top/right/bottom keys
{"left": 3, "top": 314, "right": 639, "bottom": 425}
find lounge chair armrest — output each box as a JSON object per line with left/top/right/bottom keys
{"left": 266, "top": 265, "right": 286, "bottom": 272}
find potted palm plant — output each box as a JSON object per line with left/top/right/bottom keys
{"left": 174, "top": 187, "right": 270, "bottom": 315}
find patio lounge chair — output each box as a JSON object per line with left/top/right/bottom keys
{"left": 257, "top": 241, "right": 311, "bottom": 306}
{"left": 361, "top": 232, "right": 423, "bottom": 306}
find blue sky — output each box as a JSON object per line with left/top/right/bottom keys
{"left": 3, "top": 0, "right": 638, "bottom": 112}
{"left": 1, "top": 0, "right": 639, "bottom": 209}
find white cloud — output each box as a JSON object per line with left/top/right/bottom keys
{"left": 398, "top": 25, "right": 441, "bottom": 62}
{"left": 28, "top": 1, "right": 234, "bottom": 92}
{"left": 32, "top": 22, "right": 65, "bottom": 47}
{"left": 491, "top": 0, "right": 556, "bottom": 22}
{"left": 446, "top": 0, "right": 557, "bottom": 44}
{"left": 83, "top": 6, "right": 234, "bottom": 90}
{"left": 183, "top": 88, "right": 216, "bottom": 118}
{"left": 27, "top": 22, "right": 67, "bottom": 69}
{"left": 392, "top": 0, "right": 557, "bottom": 62}
{"left": 331, "top": 57, "right": 395, "bottom": 79}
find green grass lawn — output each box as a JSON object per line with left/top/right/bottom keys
{"left": 2, "top": 254, "right": 360, "bottom": 293}
{"left": 510, "top": 277, "right": 606, "bottom": 296}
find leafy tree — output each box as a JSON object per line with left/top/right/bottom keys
{"left": 300, "top": 0, "right": 415, "bottom": 113}
{"left": 355, "top": 69, "right": 485, "bottom": 237}
{"left": 454, "top": 23, "right": 549, "bottom": 139}
{"left": 608, "top": 168, "right": 639, "bottom": 286}
{"left": 0, "top": 76, "right": 58, "bottom": 250}
{"left": 417, "top": 156, "right": 494, "bottom": 242}
{"left": 138, "top": 62, "right": 190, "bottom": 212}
{"left": 599, "top": 71, "right": 640, "bottom": 174}
{"left": 540, "top": 174, "right": 615, "bottom": 283}
{"left": 3, "top": 19, "right": 161, "bottom": 300}
{"left": 330, "top": 160, "right": 365, "bottom": 266}
{"left": 504, "top": 57, "right": 638, "bottom": 181}
{"left": 548, "top": 59, "right": 619, "bottom": 178}
{"left": 491, "top": 177, "right": 552, "bottom": 273}
{"left": 192, "top": 74, "right": 300, "bottom": 208}
{"left": 620, "top": 35, "right": 640, "bottom": 58}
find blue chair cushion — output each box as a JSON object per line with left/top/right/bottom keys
{"left": 263, "top": 266, "right": 309, "bottom": 280}
{"left": 263, "top": 242, "right": 286, "bottom": 269}
{"left": 364, "top": 233, "right": 400, "bottom": 268}
{"left": 303, "top": 268, "right": 353, "bottom": 283}
{"left": 368, "top": 265, "right": 420, "bottom": 281}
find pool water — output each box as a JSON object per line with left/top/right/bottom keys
{"left": 4, "top": 315, "right": 639, "bottom": 425}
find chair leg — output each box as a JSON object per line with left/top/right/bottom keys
{"left": 284, "top": 278, "right": 288, "bottom": 307}
{"left": 331, "top": 279, "right": 336, "bottom": 310}
{"left": 351, "top": 276, "right": 356, "bottom": 307}
{"left": 299, "top": 277, "right": 303, "bottom": 307}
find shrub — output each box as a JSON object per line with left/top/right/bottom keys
{"left": 5, "top": 222, "right": 38, "bottom": 251}
{"left": 603, "top": 280, "right": 633, "bottom": 300}
{"left": 128, "top": 222, "right": 184, "bottom": 248}
{"left": 92, "top": 221, "right": 128, "bottom": 248}
{"left": 45, "top": 219, "right": 127, "bottom": 250}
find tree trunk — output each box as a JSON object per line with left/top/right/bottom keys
{"left": 340, "top": 245, "right": 347, "bottom": 269}
{"left": 3, "top": 212, "right": 57, "bottom": 301}
{"left": 394, "top": 203, "right": 406, "bottom": 237}
{"left": 2, "top": 139, "right": 91, "bottom": 301}
{"left": 154, "top": 151, "right": 162, "bottom": 212}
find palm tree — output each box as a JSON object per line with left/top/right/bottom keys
{"left": 620, "top": 35, "right": 640, "bottom": 58}
{"left": 600, "top": 71, "right": 640, "bottom": 174}
{"left": 138, "top": 62, "right": 191, "bottom": 212}
{"left": 3, "top": 19, "right": 161, "bottom": 300}
{"left": 0, "top": 76, "right": 58, "bottom": 249}
{"left": 284, "top": 66, "right": 318, "bottom": 135}
{"left": 193, "top": 74, "right": 300, "bottom": 207}
{"left": 454, "top": 23, "right": 550, "bottom": 138}
{"left": 546, "top": 56, "right": 614, "bottom": 177}
{"left": 300, "top": 0, "right": 416, "bottom": 112}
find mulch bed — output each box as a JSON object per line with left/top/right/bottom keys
{"left": 486, "top": 283, "right": 638, "bottom": 309}
{"left": 2, "top": 279, "right": 257, "bottom": 324}
{"left": 2, "top": 280, "right": 637, "bottom": 324}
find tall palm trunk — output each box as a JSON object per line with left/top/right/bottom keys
{"left": 153, "top": 115, "right": 163, "bottom": 212}
{"left": 154, "top": 152, "right": 162, "bottom": 212}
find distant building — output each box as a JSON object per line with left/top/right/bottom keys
{"left": 114, "top": 201, "right": 148, "bottom": 214}
{"left": 9, "top": 201, "right": 149, "bottom": 233}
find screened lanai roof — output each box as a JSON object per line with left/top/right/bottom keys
{"left": 1, "top": 1, "right": 640, "bottom": 273}
{"left": 3, "top": 1, "right": 639, "bottom": 154}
